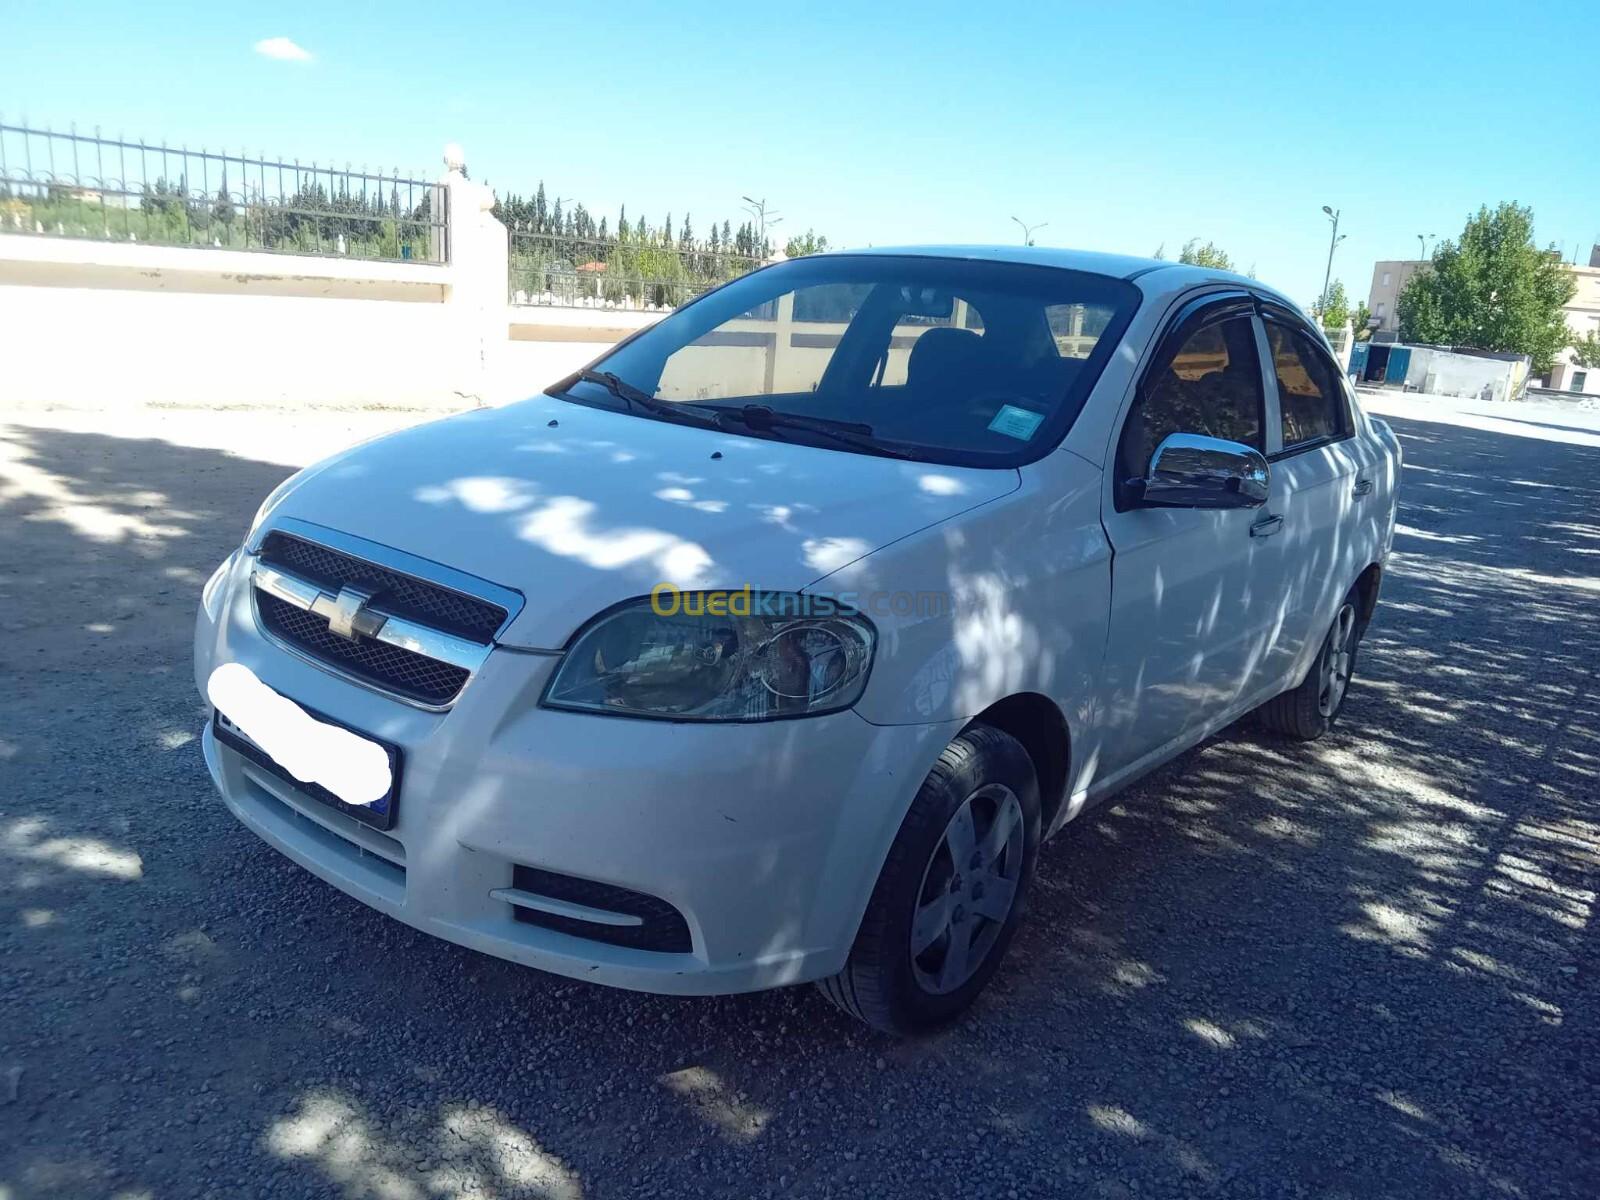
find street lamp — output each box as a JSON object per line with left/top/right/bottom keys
{"left": 1320, "top": 206, "right": 1345, "bottom": 313}
{"left": 1011, "top": 216, "right": 1048, "bottom": 246}
{"left": 741, "top": 196, "right": 782, "bottom": 250}
{"left": 1417, "top": 232, "right": 1435, "bottom": 260}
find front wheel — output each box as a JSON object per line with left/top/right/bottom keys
{"left": 1256, "top": 587, "right": 1362, "bottom": 740}
{"left": 816, "top": 724, "right": 1040, "bottom": 1035}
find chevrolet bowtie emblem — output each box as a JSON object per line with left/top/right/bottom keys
{"left": 322, "top": 586, "right": 385, "bottom": 641}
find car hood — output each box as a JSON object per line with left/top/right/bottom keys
{"left": 268, "top": 394, "right": 1019, "bottom": 648}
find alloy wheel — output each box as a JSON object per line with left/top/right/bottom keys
{"left": 910, "top": 783, "right": 1025, "bottom": 995}
{"left": 1317, "top": 602, "right": 1358, "bottom": 718}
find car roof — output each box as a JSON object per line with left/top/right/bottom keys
{"left": 827, "top": 244, "right": 1299, "bottom": 310}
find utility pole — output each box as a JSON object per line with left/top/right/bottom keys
{"left": 1320, "top": 205, "right": 1345, "bottom": 313}
{"left": 1011, "top": 216, "right": 1047, "bottom": 247}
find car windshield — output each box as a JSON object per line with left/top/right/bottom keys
{"left": 547, "top": 254, "right": 1141, "bottom": 467}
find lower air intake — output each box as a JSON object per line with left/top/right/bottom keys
{"left": 509, "top": 864, "right": 692, "bottom": 954}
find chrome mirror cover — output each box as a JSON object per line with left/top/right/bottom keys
{"left": 1135, "top": 432, "right": 1270, "bottom": 509}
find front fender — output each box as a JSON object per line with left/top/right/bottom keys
{"left": 823, "top": 453, "right": 1111, "bottom": 738}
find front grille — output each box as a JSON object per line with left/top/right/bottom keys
{"left": 259, "top": 532, "right": 507, "bottom": 642}
{"left": 257, "top": 591, "right": 469, "bottom": 705}
{"left": 510, "top": 864, "right": 693, "bottom": 953}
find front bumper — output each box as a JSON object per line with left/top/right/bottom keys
{"left": 195, "top": 557, "right": 961, "bottom": 995}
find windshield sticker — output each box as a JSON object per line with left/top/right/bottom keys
{"left": 988, "top": 405, "right": 1045, "bottom": 440}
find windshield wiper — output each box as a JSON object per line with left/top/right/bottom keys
{"left": 553, "top": 373, "right": 911, "bottom": 459}
{"left": 556, "top": 369, "right": 723, "bottom": 430}
{"left": 715, "top": 405, "right": 914, "bottom": 460}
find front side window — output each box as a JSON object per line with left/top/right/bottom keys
{"left": 1267, "top": 323, "right": 1346, "bottom": 450}
{"left": 551, "top": 255, "right": 1140, "bottom": 467}
{"left": 1117, "top": 312, "right": 1264, "bottom": 487}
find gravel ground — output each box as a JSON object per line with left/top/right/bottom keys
{"left": 3, "top": 399, "right": 1598, "bottom": 1200}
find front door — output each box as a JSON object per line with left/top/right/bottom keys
{"left": 1096, "top": 296, "right": 1286, "bottom": 777}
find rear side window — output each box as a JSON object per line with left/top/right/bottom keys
{"left": 1267, "top": 323, "right": 1347, "bottom": 450}
{"left": 1117, "top": 313, "right": 1264, "bottom": 487}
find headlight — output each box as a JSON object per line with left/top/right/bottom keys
{"left": 542, "top": 594, "right": 876, "bottom": 721}
{"left": 201, "top": 550, "right": 238, "bottom": 621}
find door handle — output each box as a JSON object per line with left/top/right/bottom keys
{"left": 1250, "top": 514, "right": 1284, "bottom": 538}
{"left": 1352, "top": 477, "right": 1374, "bottom": 497}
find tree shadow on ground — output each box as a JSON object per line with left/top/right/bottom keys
{"left": 2, "top": 411, "right": 1597, "bottom": 1200}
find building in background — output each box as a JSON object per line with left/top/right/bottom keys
{"left": 1365, "top": 259, "right": 1429, "bottom": 340}
{"left": 1364, "top": 247, "right": 1600, "bottom": 394}
{"left": 1545, "top": 246, "right": 1600, "bottom": 394}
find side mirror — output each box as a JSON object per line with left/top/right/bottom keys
{"left": 1130, "top": 433, "right": 1269, "bottom": 509}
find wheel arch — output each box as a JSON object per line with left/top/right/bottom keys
{"left": 966, "top": 692, "right": 1071, "bottom": 835}
{"left": 1353, "top": 561, "right": 1383, "bottom": 631}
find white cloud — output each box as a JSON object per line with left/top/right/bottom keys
{"left": 254, "top": 36, "right": 313, "bottom": 62}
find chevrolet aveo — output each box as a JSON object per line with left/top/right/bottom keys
{"left": 196, "top": 247, "right": 1401, "bottom": 1033}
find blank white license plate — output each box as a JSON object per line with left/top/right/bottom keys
{"left": 208, "top": 663, "right": 401, "bottom": 830}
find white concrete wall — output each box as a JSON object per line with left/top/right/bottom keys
{"left": 0, "top": 236, "right": 464, "bottom": 409}
{"left": 0, "top": 156, "right": 657, "bottom": 413}
{"left": 497, "top": 306, "right": 663, "bottom": 402}
{"left": 1402, "top": 347, "right": 1523, "bottom": 402}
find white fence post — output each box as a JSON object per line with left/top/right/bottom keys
{"left": 439, "top": 143, "right": 509, "bottom": 403}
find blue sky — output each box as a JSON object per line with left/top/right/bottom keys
{"left": 5, "top": 0, "right": 1597, "bottom": 304}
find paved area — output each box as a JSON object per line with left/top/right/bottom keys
{"left": 3, "top": 397, "right": 1598, "bottom": 1200}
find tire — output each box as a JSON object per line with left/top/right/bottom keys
{"left": 1256, "top": 586, "right": 1362, "bottom": 741}
{"left": 817, "top": 724, "right": 1041, "bottom": 1035}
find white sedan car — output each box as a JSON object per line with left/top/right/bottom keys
{"left": 195, "top": 247, "right": 1400, "bottom": 1033}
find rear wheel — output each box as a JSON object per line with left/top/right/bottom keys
{"left": 817, "top": 724, "right": 1040, "bottom": 1035}
{"left": 1257, "top": 587, "right": 1362, "bottom": 740}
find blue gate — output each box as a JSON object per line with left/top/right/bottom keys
{"left": 1386, "top": 346, "right": 1412, "bottom": 384}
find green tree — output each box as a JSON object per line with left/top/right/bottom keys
{"left": 1569, "top": 329, "right": 1600, "bottom": 368}
{"left": 212, "top": 169, "right": 235, "bottom": 227}
{"left": 1396, "top": 202, "right": 1576, "bottom": 372}
{"left": 1351, "top": 301, "right": 1373, "bottom": 341}
{"left": 1178, "top": 238, "right": 1233, "bottom": 270}
{"left": 1316, "top": 279, "right": 1350, "bottom": 331}
{"left": 784, "top": 229, "right": 830, "bottom": 257}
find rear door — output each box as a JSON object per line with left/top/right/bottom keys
{"left": 1256, "top": 307, "right": 1377, "bottom": 687}
{"left": 1097, "top": 294, "right": 1287, "bottom": 775}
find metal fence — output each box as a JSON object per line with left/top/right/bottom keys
{"left": 508, "top": 228, "right": 762, "bottom": 309}
{"left": 0, "top": 121, "right": 447, "bottom": 263}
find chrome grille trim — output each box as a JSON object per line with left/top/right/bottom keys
{"left": 251, "top": 561, "right": 490, "bottom": 674}
{"left": 250, "top": 516, "right": 522, "bottom": 639}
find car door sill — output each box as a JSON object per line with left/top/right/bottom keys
{"left": 1067, "top": 676, "right": 1295, "bottom": 824}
